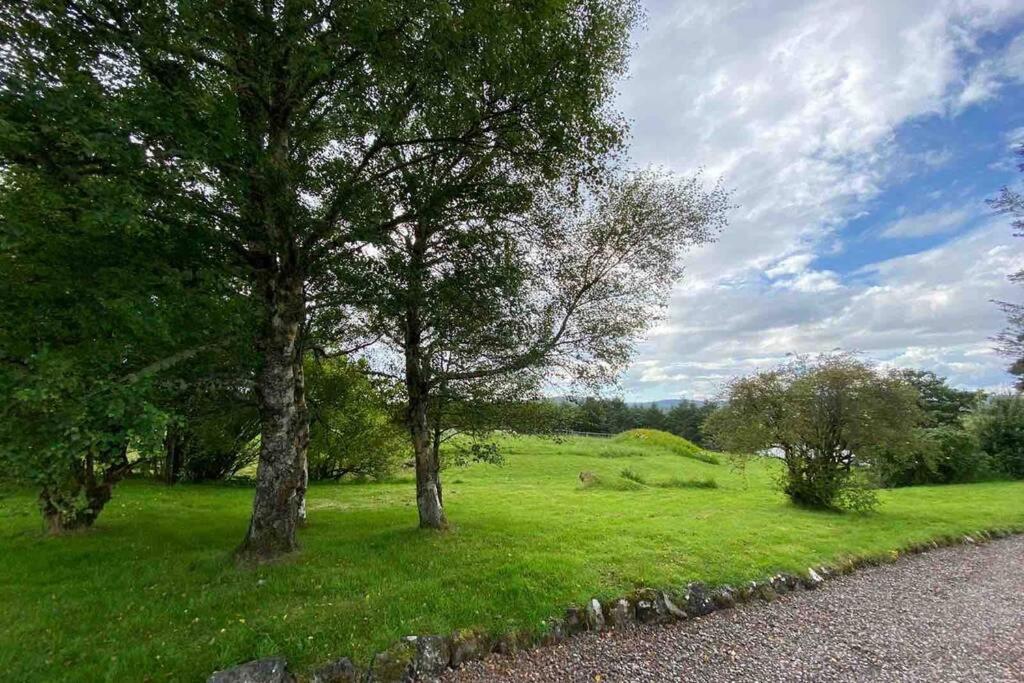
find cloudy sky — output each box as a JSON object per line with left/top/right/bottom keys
{"left": 616, "top": 0, "right": 1024, "bottom": 401}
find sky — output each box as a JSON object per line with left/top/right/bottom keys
{"left": 616, "top": 0, "right": 1024, "bottom": 401}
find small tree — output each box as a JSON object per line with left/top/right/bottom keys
{"left": 705, "top": 353, "right": 922, "bottom": 510}
{"left": 362, "top": 171, "right": 728, "bottom": 528}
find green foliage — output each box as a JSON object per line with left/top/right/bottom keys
{"left": 965, "top": 395, "right": 1024, "bottom": 478}
{"left": 0, "top": 434, "right": 1021, "bottom": 681}
{"left": 873, "top": 426, "right": 990, "bottom": 487}
{"left": 305, "top": 358, "right": 407, "bottom": 482}
{"left": 2, "top": 0, "right": 646, "bottom": 549}
{"left": 706, "top": 353, "right": 923, "bottom": 511}
{"left": 893, "top": 369, "right": 981, "bottom": 426}
{"left": 664, "top": 400, "right": 719, "bottom": 447}
{"left": 613, "top": 428, "right": 720, "bottom": 464}
{"left": 619, "top": 467, "right": 646, "bottom": 485}
{"left": 174, "top": 401, "right": 261, "bottom": 483}
{"left": 0, "top": 83, "right": 248, "bottom": 528}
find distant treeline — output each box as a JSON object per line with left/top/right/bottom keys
{"left": 546, "top": 398, "right": 717, "bottom": 446}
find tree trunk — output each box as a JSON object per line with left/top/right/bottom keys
{"left": 409, "top": 388, "right": 447, "bottom": 530}
{"left": 163, "top": 425, "right": 183, "bottom": 485}
{"left": 295, "top": 349, "right": 310, "bottom": 526}
{"left": 404, "top": 223, "right": 447, "bottom": 530}
{"left": 237, "top": 272, "right": 307, "bottom": 559}
{"left": 39, "top": 441, "right": 128, "bottom": 534}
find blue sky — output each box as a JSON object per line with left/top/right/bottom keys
{"left": 616, "top": 0, "right": 1024, "bottom": 401}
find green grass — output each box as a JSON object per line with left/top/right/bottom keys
{"left": 612, "top": 428, "right": 720, "bottom": 463}
{"left": 1, "top": 433, "right": 1022, "bottom": 682}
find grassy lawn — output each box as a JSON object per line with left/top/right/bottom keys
{"left": 1, "top": 434, "right": 1022, "bottom": 682}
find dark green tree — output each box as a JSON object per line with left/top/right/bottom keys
{"left": 664, "top": 400, "right": 717, "bottom": 446}
{"left": 3, "top": 0, "right": 640, "bottom": 557}
{"left": 0, "top": 51, "right": 253, "bottom": 531}
{"left": 893, "top": 369, "right": 981, "bottom": 427}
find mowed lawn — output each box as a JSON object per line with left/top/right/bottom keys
{"left": 1, "top": 434, "right": 1022, "bottom": 682}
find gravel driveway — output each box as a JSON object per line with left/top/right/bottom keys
{"left": 445, "top": 536, "right": 1024, "bottom": 682}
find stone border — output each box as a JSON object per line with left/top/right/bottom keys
{"left": 208, "top": 527, "right": 1021, "bottom": 683}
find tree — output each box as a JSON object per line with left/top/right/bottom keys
{"left": 305, "top": 356, "right": 406, "bottom": 483}
{"left": 0, "top": 73, "right": 248, "bottom": 531}
{"left": 705, "top": 353, "right": 922, "bottom": 510}
{"left": 892, "top": 369, "right": 981, "bottom": 427}
{"left": 989, "top": 143, "right": 1024, "bottom": 389}
{"left": 638, "top": 403, "right": 666, "bottom": 431}
{"left": 3, "top": 0, "right": 639, "bottom": 557}
{"left": 869, "top": 370, "right": 984, "bottom": 488}
{"left": 664, "top": 400, "right": 717, "bottom": 446}
{"left": 965, "top": 394, "right": 1024, "bottom": 479}
{"left": 361, "top": 171, "right": 728, "bottom": 528}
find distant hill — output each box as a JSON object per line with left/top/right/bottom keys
{"left": 628, "top": 398, "right": 687, "bottom": 411}
{"left": 547, "top": 396, "right": 700, "bottom": 411}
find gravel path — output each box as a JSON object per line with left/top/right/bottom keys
{"left": 446, "top": 536, "right": 1024, "bottom": 682}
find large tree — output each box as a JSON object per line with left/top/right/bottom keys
{"left": 362, "top": 171, "right": 728, "bottom": 528}
{"left": 2, "top": 0, "right": 637, "bottom": 558}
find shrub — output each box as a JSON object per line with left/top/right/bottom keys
{"left": 705, "top": 353, "right": 922, "bottom": 511}
{"left": 620, "top": 467, "right": 647, "bottom": 485}
{"left": 965, "top": 395, "right": 1024, "bottom": 479}
{"left": 305, "top": 358, "right": 408, "bottom": 481}
{"left": 873, "top": 426, "right": 990, "bottom": 487}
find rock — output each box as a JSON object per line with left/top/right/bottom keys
{"left": 584, "top": 598, "right": 605, "bottom": 631}
{"left": 634, "top": 589, "right": 686, "bottom": 624}
{"left": 605, "top": 598, "right": 632, "bottom": 627}
{"left": 711, "top": 585, "right": 736, "bottom": 610}
{"left": 449, "top": 629, "right": 488, "bottom": 667}
{"left": 208, "top": 658, "right": 293, "bottom": 683}
{"left": 748, "top": 581, "right": 778, "bottom": 603}
{"left": 366, "top": 641, "right": 416, "bottom": 682}
{"left": 564, "top": 605, "right": 587, "bottom": 635}
{"left": 403, "top": 635, "right": 450, "bottom": 681}
{"left": 770, "top": 574, "right": 798, "bottom": 594}
{"left": 311, "top": 658, "right": 359, "bottom": 683}
{"left": 540, "top": 619, "right": 565, "bottom": 647}
{"left": 578, "top": 471, "right": 598, "bottom": 486}
{"left": 684, "top": 582, "right": 715, "bottom": 617}
{"left": 493, "top": 630, "right": 534, "bottom": 656}
{"left": 802, "top": 567, "right": 824, "bottom": 589}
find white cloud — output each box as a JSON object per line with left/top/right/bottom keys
{"left": 626, "top": 221, "right": 1024, "bottom": 400}
{"left": 615, "top": 0, "right": 1024, "bottom": 399}
{"left": 879, "top": 207, "right": 972, "bottom": 238}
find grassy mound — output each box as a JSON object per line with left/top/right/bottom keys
{"left": 613, "top": 428, "right": 720, "bottom": 464}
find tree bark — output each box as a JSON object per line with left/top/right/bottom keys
{"left": 404, "top": 223, "right": 447, "bottom": 530}
{"left": 409, "top": 386, "right": 447, "bottom": 530}
{"left": 294, "top": 347, "right": 310, "bottom": 526}
{"left": 237, "top": 271, "right": 308, "bottom": 559}
{"left": 163, "top": 424, "right": 183, "bottom": 485}
{"left": 39, "top": 441, "right": 128, "bottom": 534}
